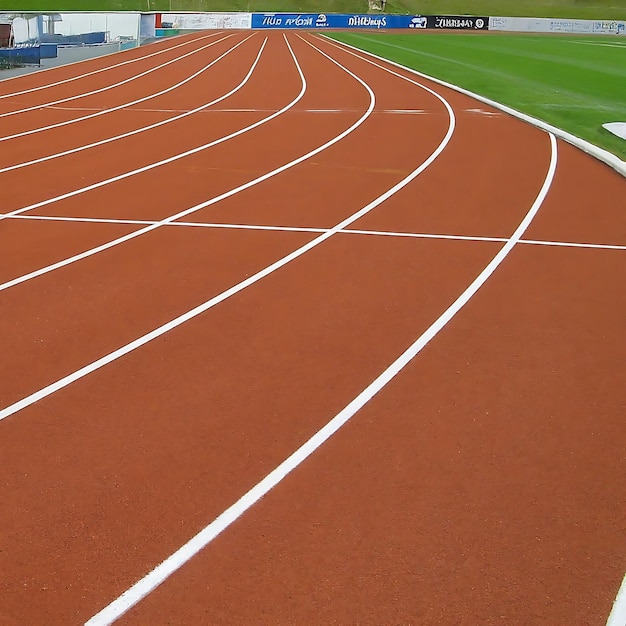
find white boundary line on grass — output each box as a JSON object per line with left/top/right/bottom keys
{"left": 2, "top": 213, "right": 625, "bottom": 251}
{"left": 0, "top": 33, "right": 238, "bottom": 139}
{"left": 84, "top": 115, "right": 557, "bottom": 626}
{"left": 0, "top": 35, "right": 258, "bottom": 173}
{"left": 0, "top": 32, "right": 219, "bottom": 95}
{"left": 321, "top": 34, "right": 626, "bottom": 178}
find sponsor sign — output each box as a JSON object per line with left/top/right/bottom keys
{"left": 593, "top": 20, "right": 626, "bottom": 35}
{"left": 252, "top": 13, "right": 393, "bottom": 29}
{"left": 251, "top": 13, "right": 445, "bottom": 29}
{"left": 167, "top": 13, "right": 252, "bottom": 30}
{"left": 428, "top": 15, "right": 488, "bottom": 30}
{"left": 489, "top": 16, "right": 626, "bottom": 35}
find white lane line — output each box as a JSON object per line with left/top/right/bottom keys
{"left": 0, "top": 36, "right": 306, "bottom": 292}
{"left": 607, "top": 573, "right": 626, "bottom": 626}
{"left": 85, "top": 138, "right": 556, "bottom": 626}
{"left": 4, "top": 213, "right": 626, "bottom": 251}
{"left": 517, "top": 237, "right": 626, "bottom": 251}
{"left": 0, "top": 31, "right": 455, "bottom": 295}
{"left": 0, "top": 40, "right": 304, "bottom": 225}
{"left": 0, "top": 33, "right": 353, "bottom": 291}
{"left": 0, "top": 35, "right": 236, "bottom": 129}
{"left": 322, "top": 34, "right": 626, "bottom": 178}
{"left": 0, "top": 35, "right": 259, "bottom": 174}
{"left": 0, "top": 31, "right": 456, "bottom": 423}
{"left": 0, "top": 32, "right": 220, "bottom": 98}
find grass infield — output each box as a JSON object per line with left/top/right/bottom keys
{"left": 327, "top": 31, "right": 626, "bottom": 160}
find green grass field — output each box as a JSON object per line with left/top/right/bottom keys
{"left": 328, "top": 31, "right": 626, "bottom": 160}
{"left": 1, "top": 0, "right": 624, "bottom": 19}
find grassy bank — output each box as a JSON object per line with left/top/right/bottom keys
{"left": 0, "top": 0, "right": 623, "bottom": 19}
{"left": 327, "top": 31, "right": 626, "bottom": 160}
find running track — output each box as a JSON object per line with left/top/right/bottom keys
{"left": 0, "top": 30, "right": 624, "bottom": 625}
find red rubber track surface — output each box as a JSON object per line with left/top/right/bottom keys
{"left": 0, "top": 30, "right": 624, "bottom": 625}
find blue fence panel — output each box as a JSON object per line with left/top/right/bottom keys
{"left": 0, "top": 45, "right": 41, "bottom": 66}
{"left": 40, "top": 43, "right": 58, "bottom": 58}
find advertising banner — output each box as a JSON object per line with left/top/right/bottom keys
{"left": 489, "top": 16, "right": 626, "bottom": 35}
{"left": 251, "top": 13, "right": 435, "bottom": 29}
{"left": 251, "top": 13, "right": 488, "bottom": 30}
{"left": 426, "top": 15, "right": 488, "bottom": 30}
{"left": 167, "top": 13, "right": 252, "bottom": 30}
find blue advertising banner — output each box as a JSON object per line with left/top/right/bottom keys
{"left": 251, "top": 13, "right": 422, "bottom": 29}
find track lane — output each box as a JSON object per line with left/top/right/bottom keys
{"left": 0, "top": 35, "right": 316, "bottom": 215}
{"left": 0, "top": 34, "right": 255, "bottom": 165}
{"left": 1, "top": 30, "right": 622, "bottom": 626}
{"left": 0, "top": 34, "right": 368, "bottom": 287}
{"left": 120, "top": 233, "right": 624, "bottom": 625}
{"left": 0, "top": 32, "right": 213, "bottom": 97}
{"left": 0, "top": 28, "right": 552, "bottom": 620}
{"left": 0, "top": 32, "right": 221, "bottom": 114}
{"left": 523, "top": 141, "right": 626, "bottom": 247}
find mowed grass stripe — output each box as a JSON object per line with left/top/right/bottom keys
{"left": 328, "top": 32, "right": 626, "bottom": 160}
{"left": 6, "top": 0, "right": 626, "bottom": 18}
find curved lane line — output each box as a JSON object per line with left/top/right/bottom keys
{"left": 0, "top": 36, "right": 311, "bottom": 291}
{"left": 0, "top": 35, "right": 258, "bottom": 173}
{"left": 0, "top": 33, "right": 454, "bottom": 425}
{"left": 0, "top": 36, "right": 304, "bottom": 226}
{"left": 0, "top": 32, "right": 220, "bottom": 96}
{"left": 322, "top": 34, "right": 626, "bottom": 176}
{"left": 0, "top": 34, "right": 236, "bottom": 128}
{"left": 0, "top": 30, "right": 456, "bottom": 292}
{"left": 85, "top": 96, "right": 556, "bottom": 626}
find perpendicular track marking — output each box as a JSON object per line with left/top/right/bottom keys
{"left": 3, "top": 213, "right": 623, "bottom": 251}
